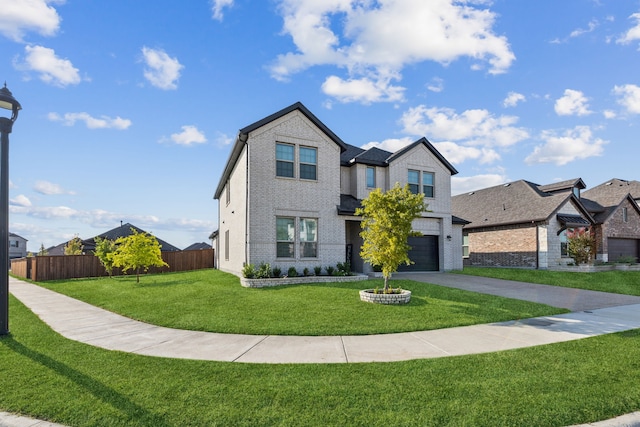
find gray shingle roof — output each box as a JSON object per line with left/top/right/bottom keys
{"left": 537, "top": 178, "right": 586, "bottom": 194}
{"left": 582, "top": 178, "right": 640, "bottom": 207}
{"left": 452, "top": 180, "right": 590, "bottom": 229}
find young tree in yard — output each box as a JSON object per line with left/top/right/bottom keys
{"left": 38, "top": 243, "right": 48, "bottom": 256}
{"left": 111, "top": 229, "right": 168, "bottom": 283}
{"left": 64, "top": 235, "right": 84, "bottom": 255}
{"left": 94, "top": 237, "right": 117, "bottom": 276}
{"left": 356, "top": 183, "right": 425, "bottom": 293}
{"left": 567, "top": 227, "right": 595, "bottom": 265}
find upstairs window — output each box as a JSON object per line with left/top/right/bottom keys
{"left": 299, "top": 147, "right": 317, "bottom": 180}
{"left": 10, "top": 240, "right": 19, "bottom": 248}
{"left": 408, "top": 170, "right": 420, "bottom": 194}
{"left": 366, "top": 167, "right": 376, "bottom": 188}
{"left": 423, "top": 172, "right": 435, "bottom": 198}
{"left": 623, "top": 207, "right": 628, "bottom": 223}
{"left": 276, "top": 143, "right": 295, "bottom": 178}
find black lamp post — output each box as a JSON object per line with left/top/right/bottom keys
{"left": 0, "top": 83, "right": 21, "bottom": 336}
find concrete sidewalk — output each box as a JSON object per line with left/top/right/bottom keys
{"left": 5, "top": 275, "right": 640, "bottom": 427}
{"left": 8, "top": 276, "right": 640, "bottom": 363}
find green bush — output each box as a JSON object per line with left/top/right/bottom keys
{"left": 287, "top": 266, "right": 298, "bottom": 277}
{"left": 242, "top": 263, "right": 256, "bottom": 279}
{"left": 325, "top": 266, "right": 335, "bottom": 276}
{"left": 336, "top": 261, "right": 351, "bottom": 276}
{"left": 272, "top": 266, "right": 281, "bottom": 278}
{"left": 256, "top": 262, "right": 271, "bottom": 279}
{"left": 314, "top": 265, "right": 322, "bottom": 276}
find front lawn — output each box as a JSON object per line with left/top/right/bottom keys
{"left": 1, "top": 295, "right": 639, "bottom": 427}
{"left": 34, "top": 269, "right": 566, "bottom": 335}
{"left": 459, "top": 267, "right": 640, "bottom": 296}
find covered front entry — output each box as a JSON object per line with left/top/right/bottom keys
{"left": 608, "top": 238, "right": 639, "bottom": 262}
{"left": 398, "top": 236, "right": 439, "bottom": 272}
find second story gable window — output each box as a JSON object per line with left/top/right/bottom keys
{"left": 299, "top": 147, "right": 317, "bottom": 180}
{"left": 623, "top": 207, "right": 628, "bottom": 223}
{"left": 423, "top": 172, "right": 435, "bottom": 198}
{"left": 408, "top": 170, "right": 420, "bottom": 194}
{"left": 276, "top": 143, "right": 295, "bottom": 178}
{"left": 408, "top": 169, "right": 435, "bottom": 197}
{"left": 366, "top": 166, "right": 375, "bottom": 188}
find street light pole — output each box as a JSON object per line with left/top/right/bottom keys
{"left": 0, "top": 83, "right": 22, "bottom": 336}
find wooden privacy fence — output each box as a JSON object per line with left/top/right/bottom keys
{"left": 11, "top": 249, "right": 214, "bottom": 282}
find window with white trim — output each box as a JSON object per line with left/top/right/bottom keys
{"left": 276, "top": 217, "right": 295, "bottom": 258}
{"left": 276, "top": 143, "right": 295, "bottom": 178}
{"left": 462, "top": 235, "right": 469, "bottom": 258}
{"left": 408, "top": 169, "right": 435, "bottom": 197}
{"left": 299, "top": 147, "right": 317, "bottom": 180}
{"left": 623, "top": 207, "right": 628, "bottom": 223}
{"left": 299, "top": 218, "right": 318, "bottom": 258}
{"left": 366, "top": 166, "right": 375, "bottom": 188}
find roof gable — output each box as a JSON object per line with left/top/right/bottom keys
{"left": 215, "top": 102, "right": 347, "bottom": 199}
{"left": 387, "top": 137, "right": 458, "bottom": 175}
{"left": 582, "top": 178, "right": 640, "bottom": 207}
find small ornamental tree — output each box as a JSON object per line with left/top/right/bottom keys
{"left": 94, "top": 236, "right": 117, "bottom": 276}
{"left": 38, "top": 243, "right": 48, "bottom": 256}
{"left": 567, "top": 227, "right": 595, "bottom": 265}
{"left": 64, "top": 235, "right": 84, "bottom": 255}
{"left": 356, "top": 183, "right": 425, "bottom": 293}
{"left": 111, "top": 228, "right": 169, "bottom": 283}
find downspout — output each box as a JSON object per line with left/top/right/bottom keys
{"left": 535, "top": 221, "right": 540, "bottom": 269}
{"left": 240, "top": 132, "right": 249, "bottom": 267}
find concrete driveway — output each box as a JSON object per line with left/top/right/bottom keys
{"left": 397, "top": 272, "right": 640, "bottom": 312}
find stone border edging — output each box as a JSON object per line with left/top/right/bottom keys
{"left": 240, "top": 274, "right": 368, "bottom": 288}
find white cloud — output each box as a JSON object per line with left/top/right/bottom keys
{"left": 569, "top": 19, "right": 599, "bottom": 38}
{"left": 451, "top": 174, "right": 509, "bottom": 196}
{"left": 0, "top": 0, "right": 62, "bottom": 42}
{"left": 525, "top": 126, "right": 607, "bottom": 166}
{"left": 503, "top": 91, "right": 525, "bottom": 107}
{"left": 321, "top": 74, "right": 404, "bottom": 104}
{"left": 433, "top": 141, "right": 500, "bottom": 165}
{"left": 169, "top": 125, "right": 207, "bottom": 146}
{"left": 613, "top": 84, "right": 640, "bottom": 114}
{"left": 215, "top": 132, "right": 234, "bottom": 147}
{"left": 34, "top": 180, "right": 75, "bottom": 195}
{"left": 426, "top": 77, "right": 444, "bottom": 93}
{"left": 603, "top": 110, "right": 616, "bottom": 119}
{"left": 15, "top": 45, "right": 81, "bottom": 87}
{"left": 361, "top": 137, "right": 415, "bottom": 153}
{"left": 211, "top": 0, "right": 234, "bottom": 21}
{"left": 270, "top": 0, "right": 514, "bottom": 103}
{"left": 617, "top": 13, "right": 640, "bottom": 46}
{"left": 400, "top": 105, "right": 529, "bottom": 147}
{"left": 10, "top": 194, "right": 32, "bottom": 207}
{"left": 48, "top": 112, "right": 132, "bottom": 129}
{"left": 141, "top": 47, "right": 184, "bottom": 90}
{"left": 554, "top": 89, "right": 592, "bottom": 116}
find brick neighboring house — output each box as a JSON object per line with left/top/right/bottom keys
{"left": 452, "top": 179, "right": 593, "bottom": 269}
{"left": 9, "top": 232, "right": 27, "bottom": 260}
{"left": 213, "top": 102, "right": 464, "bottom": 277}
{"left": 581, "top": 178, "right": 640, "bottom": 262}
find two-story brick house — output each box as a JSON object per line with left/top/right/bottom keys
{"left": 213, "top": 102, "right": 464, "bottom": 277}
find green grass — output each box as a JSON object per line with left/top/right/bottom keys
{"left": 34, "top": 269, "right": 566, "bottom": 335}
{"left": 2, "top": 294, "right": 640, "bottom": 426}
{"left": 459, "top": 267, "right": 640, "bottom": 296}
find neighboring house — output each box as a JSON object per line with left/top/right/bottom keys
{"left": 213, "top": 101, "right": 463, "bottom": 277}
{"left": 9, "top": 233, "right": 27, "bottom": 260}
{"left": 452, "top": 179, "right": 594, "bottom": 269}
{"left": 184, "top": 242, "right": 212, "bottom": 251}
{"left": 581, "top": 178, "right": 640, "bottom": 262}
{"left": 47, "top": 223, "right": 181, "bottom": 255}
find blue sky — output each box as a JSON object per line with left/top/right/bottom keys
{"left": 2, "top": 0, "right": 640, "bottom": 252}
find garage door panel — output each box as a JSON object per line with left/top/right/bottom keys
{"left": 397, "top": 236, "right": 439, "bottom": 272}
{"left": 608, "top": 238, "right": 639, "bottom": 262}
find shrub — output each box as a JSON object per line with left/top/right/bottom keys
{"left": 272, "top": 266, "right": 281, "bottom": 278}
{"left": 242, "top": 263, "right": 256, "bottom": 279}
{"left": 256, "top": 262, "right": 271, "bottom": 279}
{"left": 567, "top": 228, "right": 595, "bottom": 265}
{"left": 314, "top": 265, "right": 322, "bottom": 276}
{"left": 615, "top": 255, "right": 637, "bottom": 265}
{"left": 336, "top": 261, "right": 351, "bottom": 276}
{"left": 303, "top": 267, "right": 311, "bottom": 276}
{"left": 287, "top": 266, "right": 298, "bottom": 277}
{"left": 325, "top": 266, "right": 335, "bottom": 276}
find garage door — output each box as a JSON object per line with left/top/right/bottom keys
{"left": 608, "top": 238, "right": 639, "bottom": 262}
{"left": 397, "top": 236, "right": 439, "bottom": 272}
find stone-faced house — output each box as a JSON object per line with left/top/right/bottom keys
{"left": 452, "top": 179, "right": 594, "bottom": 269}
{"left": 213, "top": 102, "right": 463, "bottom": 277}
{"left": 581, "top": 178, "right": 640, "bottom": 262}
